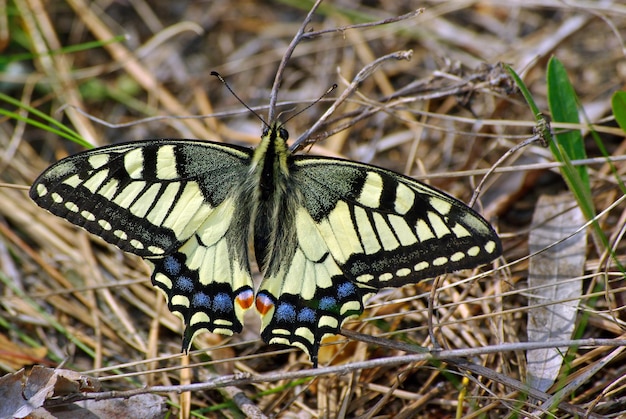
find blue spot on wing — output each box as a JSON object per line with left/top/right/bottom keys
{"left": 275, "top": 302, "right": 297, "bottom": 322}
{"left": 163, "top": 255, "right": 182, "bottom": 275}
{"left": 319, "top": 296, "right": 337, "bottom": 310}
{"left": 176, "top": 276, "right": 194, "bottom": 293}
{"left": 297, "top": 307, "right": 316, "bottom": 323}
{"left": 213, "top": 292, "right": 234, "bottom": 312}
{"left": 337, "top": 282, "right": 357, "bottom": 299}
{"left": 192, "top": 292, "right": 211, "bottom": 308}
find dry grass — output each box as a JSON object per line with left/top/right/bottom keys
{"left": 1, "top": 0, "right": 626, "bottom": 417}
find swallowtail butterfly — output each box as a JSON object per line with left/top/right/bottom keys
{"left": 30, "top": 116, "right": 501, "bottom": 366}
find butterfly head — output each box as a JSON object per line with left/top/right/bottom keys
{"left": 262, "top": 122, "right": 289, "bottom": 144}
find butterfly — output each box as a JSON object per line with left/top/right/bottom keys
{"left": 30, "top": 117, "right": 501, "bottom": 367}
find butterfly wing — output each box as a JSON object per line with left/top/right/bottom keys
{"left": 30, "top": 140, "right": 256, "bottom": 347}
{"left": 257, "top": 156, "right": 501, "bottom": 365}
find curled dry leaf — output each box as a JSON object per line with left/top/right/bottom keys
{"left": 0, "top": 366, "right": 165, "bottom": 419}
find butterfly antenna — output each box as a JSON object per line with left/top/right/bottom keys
{"left": 282, "top": 84, "right": 338, "bottom": 126}
{"left": 211, "top": 71, "right": 269, "bottom": 129}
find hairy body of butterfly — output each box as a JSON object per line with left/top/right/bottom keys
{"left": 30, "top": 122, "right": 501, "bottom": 366}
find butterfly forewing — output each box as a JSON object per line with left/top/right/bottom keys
{"left": 30, "top": 140, "right": 256, "bottom": 342}
{"left": 293, "top": 158, "right": 501, "bottom": 286}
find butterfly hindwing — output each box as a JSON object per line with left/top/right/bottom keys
{"left": 30, "top": 140, "right": 256, "bottom": 341}
{"left": 256, "top": 205, "right": 375, "bottom": 364}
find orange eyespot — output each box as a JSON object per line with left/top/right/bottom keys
{"left": 235, "top": 289, "right": 254, "bottom": 310}
{"left": 255, "top": 293, "right": 275, "bottom": 315}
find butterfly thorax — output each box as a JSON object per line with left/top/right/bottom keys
{"left": 250, "top": 122, "right": 299, "bottom": 275}
{"left": 254, "top": 123, "right": 291, "bottom": 200}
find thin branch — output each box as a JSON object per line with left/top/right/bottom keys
{"left": 269, "top": 5, "right": 421, "bottom": 125}
{"left": 221, "top": 385, "right": 268, "bottom": 419}
{"left": 268, "top": 0, "right": 324, "bottom": 122}
{"left": 468, "top": 134, "right": 544, "bottom": 208}
{"left": 291, "top": 50, "right": 413, "bottom": 151}
{"left": 300, "top": 8, "right": 424, "bottom": 39}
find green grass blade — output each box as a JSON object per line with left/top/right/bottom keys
{"left": 0, "top": 91, "right": 92, "bottom": 148}
{"left": 505, "top": 64, "right": 542, "bottom": 118}
{"left": 0, "top": 36, "right": 126, "bottom": 65}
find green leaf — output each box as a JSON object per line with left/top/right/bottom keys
{"left": 546, "top": 56, "right": 589, "bottom": 188}
{"left": 611, "top": 91, "right": 626, "bottom": 133}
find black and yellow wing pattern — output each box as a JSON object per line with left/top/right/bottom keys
{"left": 30, "top": 123, "right": 501, "bottom": 366}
